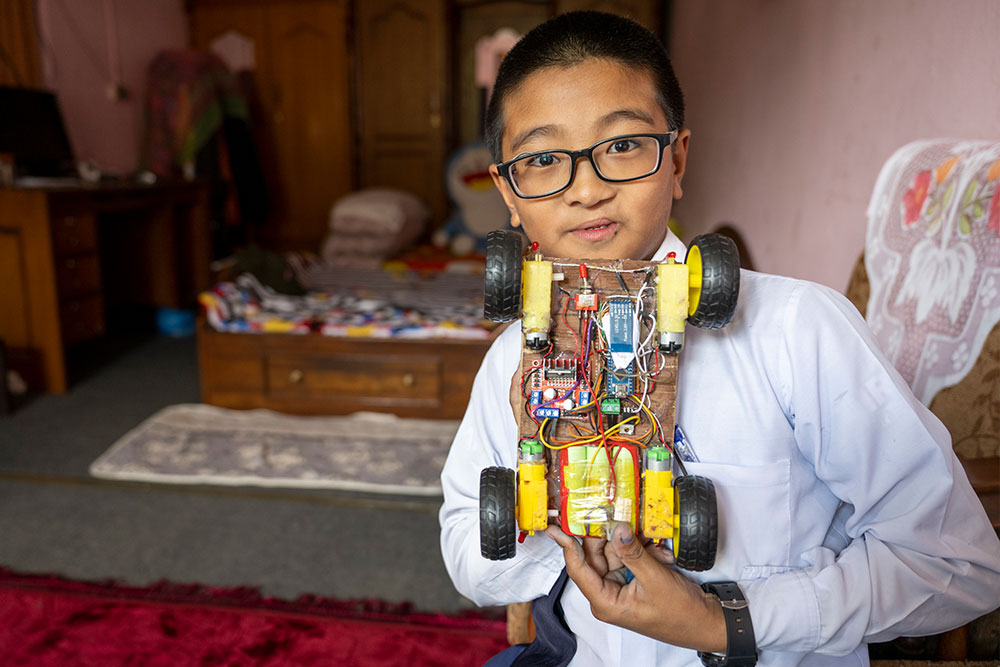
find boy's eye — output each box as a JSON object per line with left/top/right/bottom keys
{"left": 607, "top": 139, "right": 639, "bottom": 154}
{"left": 526, "top": 153, "right": 560, "bottom": 168}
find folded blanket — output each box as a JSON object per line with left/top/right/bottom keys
{"left": 321, "top": 188, "right": 430, "bottom": 264}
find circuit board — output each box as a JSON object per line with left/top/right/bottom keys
{"left": 514, "top": 256, "right": 680, "bottom": 510}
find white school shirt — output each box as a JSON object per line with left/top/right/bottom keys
{"left": 439, "top": 231, "right": 1000, "bottom": 666}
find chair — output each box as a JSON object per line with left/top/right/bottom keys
{"left": 847, "top": 139, "right": 1000, "bottom": 661}
{"left": 846, "top": 138, "right": 999, "bottom": 501}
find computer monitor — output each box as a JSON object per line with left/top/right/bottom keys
{"left": 0, "top": 87, "right": 77, "bottom": 178}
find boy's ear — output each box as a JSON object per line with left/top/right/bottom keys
{"left": 489, "top": 164, "right": 523, "bottom": 228}
{"left": 671, "top": 129, "right": 691, "bottom": 200}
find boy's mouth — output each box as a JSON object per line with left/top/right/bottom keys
{"left": 570, "top": 219, "right": 618, "bottom": 243}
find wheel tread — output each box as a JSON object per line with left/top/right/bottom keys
{"left": 688, "top": 234, "right": 740, "bottom": 330}
{"left": 480, "top": 467, "right": 517, "bottom": 560}
{"left": 674, "top": 474, "right": 718, "bottom": 571}
{"left": 484, "top": 231, "right": 523, "bottom": 322}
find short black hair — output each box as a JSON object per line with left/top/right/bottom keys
{"left": 485, "top": 11, "right": 685, "bottom": 164}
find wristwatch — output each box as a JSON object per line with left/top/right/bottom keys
{"left": 697, "top": 581, "right": 757, "bottom": 667}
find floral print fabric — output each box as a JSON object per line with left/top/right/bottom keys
{"left": 865, "top": 140, "right": 1000, "bottom": 406}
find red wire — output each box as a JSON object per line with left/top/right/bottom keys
{"left": 560, "top": 297, "right": 581, "bottom": 356}
{"left": 575, "top": 317, "right": 618, "bottom": 506}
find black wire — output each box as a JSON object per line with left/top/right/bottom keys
{"left": 641, "top": 268, "right": 656, "bottom": 290}
{"left": 521, "top": 367, "right": 540, "bottom": 399}
{"left": 568, "top": 421, "right": 587, "bottom": 438}
{"left": 615, "top": 271, "right": 631, "bottom": 296}
{"left": 544, "top": 415, "right": 558, "bottom": 444}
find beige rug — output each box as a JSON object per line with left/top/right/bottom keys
{"left": 89, "top": 404, "right": 460, "bottom": 495}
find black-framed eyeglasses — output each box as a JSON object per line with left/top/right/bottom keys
{"left": 496, "top": 131, "right": 678, "bottom": 199}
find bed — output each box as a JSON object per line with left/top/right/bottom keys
{"left": 196, "top": 262, "right": 497, "bottom": 420}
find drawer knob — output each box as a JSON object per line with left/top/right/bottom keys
{"left": 289, "top": 369, "right": 304, "bottom": 384}
{"left": 402, "top": 373, "right": 416, "bottom": 387}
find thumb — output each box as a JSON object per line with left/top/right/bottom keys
{"left": 611, "top": 522, "right": 656, "bottom": 578}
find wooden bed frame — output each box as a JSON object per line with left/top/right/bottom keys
{"left": 197, "top": 321, "right": 497, "bottom": 420}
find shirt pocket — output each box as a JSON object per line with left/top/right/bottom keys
{"left": 680, "top": 458, "right": 792, "bottom": 579}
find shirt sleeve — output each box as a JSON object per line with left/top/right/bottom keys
{"left": 439, "top": 323, "right": 564, "bottom": 607}
{"left": 742, "top": 281, "right": 1000, "bottom": 655}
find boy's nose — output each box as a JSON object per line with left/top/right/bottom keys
{"left": 563, "top": 156, "right": 614, "bottom": 206}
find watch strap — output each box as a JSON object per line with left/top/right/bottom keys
{"left": 697, "top": 581, "right": 757, "bottom": 667}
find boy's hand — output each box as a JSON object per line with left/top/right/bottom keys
{"left": 545, "top": 523, "right": 727, "bottom": 653}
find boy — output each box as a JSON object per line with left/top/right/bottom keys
{"left": 439, "top": 11, "right": 1000, "bottom": 666}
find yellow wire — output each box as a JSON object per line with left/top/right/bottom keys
{"left": 544, "top": 414, "right": 640, "bottom": 449}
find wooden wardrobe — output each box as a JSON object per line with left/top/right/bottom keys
{"left": 187, "top": 0, "right": 664, "bottom": 253}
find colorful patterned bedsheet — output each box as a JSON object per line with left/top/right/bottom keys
{"left": 199, "top": 266, "right": 492, "bottom": 339}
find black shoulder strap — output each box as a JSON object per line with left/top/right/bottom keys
{"left": 510, "top": 567, "right": 576, "bottom": 667}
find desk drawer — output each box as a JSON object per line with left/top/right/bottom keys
{"left": 51, "top": 212, "right": 98, "bottom": 256}
{"left": 56, "top": 254, "right": 102, "bottom": 297}
{"left": 60, "top": 295, "right": 105, "bottom": 343}
{"left": 268, "top": 353, "right": 442, "bottom": 404}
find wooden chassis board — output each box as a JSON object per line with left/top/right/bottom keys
{"left": 514, "top": 255, "right": 679, "bottom": 458}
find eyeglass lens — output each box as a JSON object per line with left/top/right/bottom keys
{"left": 510, "top": 135, "right": 663, "bottom": 197}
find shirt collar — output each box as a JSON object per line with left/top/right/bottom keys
{"left": 651, "top": 228, "right": 687, "bottom": 261}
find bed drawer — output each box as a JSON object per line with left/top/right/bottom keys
{"left": 268, "top": 354, "right": 442, "bottom": 405}
{"left": 197, "top": 323, "right": 494, "bottom": 419}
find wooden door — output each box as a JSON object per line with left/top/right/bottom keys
{"left": 355, "top": 0, "right": 449, "bottom": 221}
{"left": 189, "top": 0, "right": 352, "bottom": 252}
{"left": 0, "top": 0, "right": 41, "bottom": 87}
{"left": 451, "top": 1, "right": 550, "bottom": 147}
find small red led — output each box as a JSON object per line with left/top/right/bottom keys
{"left": 530, "top": 241, "right": 539, "bottom": 252}
{"left": 667, "top": 251, "right": 677, "bottom": 259}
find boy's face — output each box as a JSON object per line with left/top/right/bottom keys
{"left": 489, "top": 59, "right": 690, "bottom": 260}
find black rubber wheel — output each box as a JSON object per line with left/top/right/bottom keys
{"left": 480, "top": 466, "right": 517, "bottom": 560}
{"left": 484, "top": 230, "right": 523, "bottom": 322}
{"left": 673, "top": 475, "right": 718, "bottom": 571}
{"left": 687, "top": 233, "right": 740, "bottom": 330}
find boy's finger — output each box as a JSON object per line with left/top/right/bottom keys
{"left": 646, "top": 541, "right": 676, "bottom": 566}
{"left": 610, "top": 522, "right": 659, "bottom": 580}
{"left": 545, "top": 524, "right": 577, "bottom": 549}
{"left": 545, "top": 526, "right": 611, "bottom": 598}
{"left": 583, "top": 536, "right": 610, "bottom": 575}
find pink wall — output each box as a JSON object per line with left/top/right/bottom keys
{"left": 670, "top": 0, "right": 1000, "bottom": 291}
{"left": 36, "top": 0, "right": 188, "bottom": 175}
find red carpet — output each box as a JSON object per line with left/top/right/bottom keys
{"left": 0, "top": 568, "right": 508, "bottom": 666}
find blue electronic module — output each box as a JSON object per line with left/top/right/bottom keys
{"left": 605, "top": 360, "right": 635, "bottom": 397}
{"left": 607, "top": 298, "right": 634, "bottom": 360}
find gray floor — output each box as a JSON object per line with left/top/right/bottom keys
{"left": 0, "top": 334, "right": 479, "bottom": 614}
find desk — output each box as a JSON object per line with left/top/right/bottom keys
{"left": 0, "top": 181, "right": 210, "bottom": 393}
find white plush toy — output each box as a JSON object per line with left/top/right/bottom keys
{"left": 435, "top": 142, "right": 514, "bottom": 256}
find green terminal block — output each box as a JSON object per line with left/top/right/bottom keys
{"left": 647, "top": 446, "right": 671, "bottom": 462}
{"left": 600, "top": 398, "right": 622, "bottom": 415}
{"left": 519, "top": 439, "right": 544, "bottom": 456}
